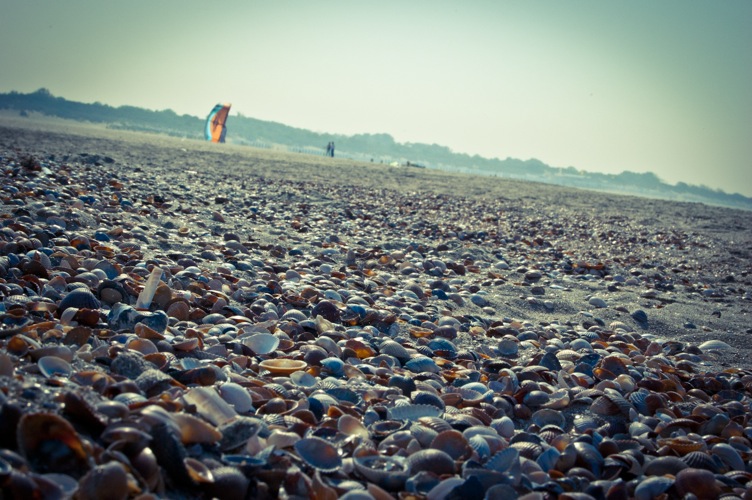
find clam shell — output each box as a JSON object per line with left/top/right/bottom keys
{"left": 38, "top": 356, "right": 72, "bottom": 378}
{"left": 294, "top": 437, "right": 342, "bottom": 473}
{"left": 258, "top": 358, "right": 307, "bottom": 375}
{"left": 530, "top": 408, "right": 566, "bottom": 429}
{"left": 242, "top": 333, "right": 279, "bottom": 355}
{"left": 353, "top": 454, "right": 409, "bottom": 490}
{"left": 405, "top": 448, "right": 455, "bottom": 475}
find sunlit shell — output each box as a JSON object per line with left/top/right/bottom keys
{"left": 698, "top": 340, "right": 733, "bottom": 352}
{"left": 241, "top": 333, "right": 280, "bottom": 355}
{"left": 38, "top": 356, "right": 72, "bottom": 378}
{"left": 294, "top": 437, "right": 342, "bottom": 473}
{"left": 218, "top": 382, "right": 254, "bottom": 414}
{"left": 657, "top": 436, "right": 706, "bottom": 455}
{"left": 267, "top": 429, "right": 301, "bottom": 449}
{"left": 338, "top": 414, "right": 369, "bottom": 439}
{"left": 258, "top": 358, "right": 307, "bottom": 375}
{"left": 184, "top": 457, "right": 214, "bottom": 484}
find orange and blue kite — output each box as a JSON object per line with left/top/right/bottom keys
{"left": 205, "top": 103, "right": 231, "bottom": 143}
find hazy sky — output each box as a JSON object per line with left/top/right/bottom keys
{"left": 2, "top": 1, "right": 750, "bottom": 196}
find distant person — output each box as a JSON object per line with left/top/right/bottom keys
{"left": 330, "top": 142, "right": 335, "bottom": 157}
{"left": 325, "top": 141, "right": 332, "bottom": 157}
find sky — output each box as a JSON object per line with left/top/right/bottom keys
{"left": 1, "top": 1, "right": 751, "bottom": 196}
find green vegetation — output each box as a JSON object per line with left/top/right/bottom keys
{"left": 1, "top": 89, "right": 749, "bottom": 210}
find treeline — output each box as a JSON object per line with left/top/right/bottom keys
{"left": 1, "top": 89, "right": 749, "bottom": 210}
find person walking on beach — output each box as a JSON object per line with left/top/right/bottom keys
{"left": 329, "top": 141, "right": 335, "bottom": 157}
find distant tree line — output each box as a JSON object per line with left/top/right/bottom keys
{"left": 1, "top": 89, "right": 749, "bottom": 210}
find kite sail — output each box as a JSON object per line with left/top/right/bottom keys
{"left": 204, "top": 103, "right": 231, "bottom": 143}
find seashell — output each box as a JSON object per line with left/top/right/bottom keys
{"left": 182, "top": 387, "right": 238, "bottom": 426}
{"left": 657, "top": 436, "right": 706, "bottom": 455}
{"left": 413, "top": 390, "right": 445, "bottom": 411}
{"left": 509, "top": 440, "right": 543, "bottom": 460}
{"left": 530, "top": 408, "right": 566, "bottom": 429}
{"left": 353, "top": 452, "right": 409, "bottom": 491}
{"left": 96, "top": 280, "right": 129, "bottom": 306}
{"left": 485, "top": 447, "right": 521, "bottom": 477}
{"left": 338, "top": 414, "right": 369, "bottom": 439}
{"left": 379, "top": 340, "right": 411, "bottom": 362}
{"left": 294, "top": 437, "right": 342, "bottom": 473}
{"left": 681, "top": 451, "right": 726, "bottom": 473}
{"left": 490, "top": 417, "right": 516, "bottom": 438}
{"left": 267, "top": 429, "right": 301, "bottom": 449}
{"left": 404, "top": 356, "right": 440, "bottom": 374}
{"left": 218, "top": 382, "right": 254, "bottom": 413}
{"left": 241, "top": 333, "right": 279, "bottom": 355}
{"left": 643, "top": 456, "right": 688, "bottom": 476}
{"left": 468, "top": 434, "right": 491, "bottom": 460}
{"left": 59, "top": 289, "right": 101, "bottom": 311}
{"left": 405, "top": 448, "right": 455, "bottom": 475}
{"left": 673, "top": 467, "right": 721, "bottom": 499}
{"left": 389, "top": 374, "right": 417, "bottom": 396}
{"left": 17, "top": 412, "right": 89, "bottom": 475}
{"left": 38, "top": 356, "right": 72, "bottom": 378}
{"left": 710, "top": 443, "right": 745, "bottom": 471}
{"left": 388, "top": 404, "right": 442, "bottom": 421}
{"left": 108, "top": 303, "right": 168, "bottom": 333}
{"left": 168, "top": 412, "right": 221, "bottom": 445}
{"left": 258, "top": 358, "right": 307, "bottom": 375}
{"left": 572, "top": 442, "right": 604, "bottom": 478}
{"left": 200, "top": 466, "right": 251, "bottom": 500}
{"left": 698, "top": 340, "right": 732, "bottom": 352}
{"left": 290, "top": 370, "right": 318, "bottom": 388}
{"left": 77, "top": 462, "right": 129, "bottom": 500}
{"left": 431, "top": 429, "right": 473, "bottom": 461}
{"left": 633, "top": 476, "right": 674, "bottom": 500}
{"left": 369, "top": 420, "right": 409, "bottom": 440}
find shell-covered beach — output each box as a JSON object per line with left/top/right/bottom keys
{"left": 1, "top": 115, "right": 751, "bottom": 499}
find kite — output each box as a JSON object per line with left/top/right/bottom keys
{"left": 204, "top": 103, "right": 231, "bottom": 143}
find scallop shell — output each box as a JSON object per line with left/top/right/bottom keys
{"left": 485, "top": 447, "right": 521, "bottom": 474}
{"left": 294, "top": 437, "right": 342, "bottom": 473}
{"left": 378, "top": 340, "right": 411, "bottom": 362}
{"left": 388, "top": 404, "right": 442, "bottom": 421}
{"left": 59, "top": 289, "right": 101, "bottom": 311}
{"left": 404, "top": 356, "right": 440, "bottom": 374}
